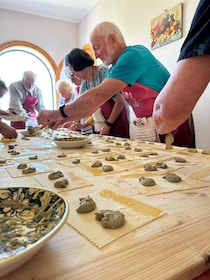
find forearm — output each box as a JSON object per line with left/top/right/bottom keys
{"left": 0, "top": 109, "right": 10, "bottom": 115}
{"left": 38, "top": 78, "right": 127, "bottom": 128}
{"left": 63, "top": 85, "right": 114, "bottom": 121}
{"left": 153, "top": 56, "right": 210, "bottom": 134}
{"left": 8, "top": 92, "right": 27, "bottom": 116}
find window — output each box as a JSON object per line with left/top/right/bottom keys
{"left": 0, "top": 42, "right": 57, "bottom": 113}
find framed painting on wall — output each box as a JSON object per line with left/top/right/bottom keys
{"left": 151, "top": 3, "right": 183, "bottom": 50}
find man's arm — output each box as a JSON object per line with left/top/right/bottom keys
{"left": 38, "top": 77, "right": 127, "bottom": 128}
{"left": 8, "top": 84, "right": 28, "bottom": 117}
{"left": 153, "top": 55, "right": 210, "bottom": 134}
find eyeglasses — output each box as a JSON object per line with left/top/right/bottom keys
{"left": 64, "top": 65, "right": 81, "bottom": 81}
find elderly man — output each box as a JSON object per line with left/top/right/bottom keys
{"left": 38, "top": 22, "right": 193, "bottom": 147}
{"left": 8, "top": 71, "right": 45, "bottom": 129}
{"left": 0, "top": 80, "right": 18, "bottom": 139}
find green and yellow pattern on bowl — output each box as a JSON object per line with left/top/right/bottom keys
{"left": 0, "top": 187, "right": 69, "bottom": 277}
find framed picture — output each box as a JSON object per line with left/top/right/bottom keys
{"left": 151, "top": 3, "right": 183, "bottom": 50}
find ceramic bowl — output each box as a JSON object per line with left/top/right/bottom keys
{"left": 54, "top": 135, "right": 89, "bottom": 148}
{"left": 0, "top": 187, "right": 69, "bottom": 277}
{"left": 54, "top": 139, "right": 89, "bottom": 148}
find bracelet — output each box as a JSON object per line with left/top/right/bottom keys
{"left": 106, "top": 121, "right": 112, "bottom": 127}
{"left": 59, "top": 104, "right": 68, "bottom": 118}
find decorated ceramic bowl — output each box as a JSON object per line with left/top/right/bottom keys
{"left": 0, "top": 187, "right": 69, "bottom": 277}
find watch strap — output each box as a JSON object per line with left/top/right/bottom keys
{"left": 59, "top": 104, "right": 68, "bottom": 118}
{"left": 106, "top": 121, "right": 112, "bottom": 127}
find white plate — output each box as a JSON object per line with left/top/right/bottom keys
{"left": 0, "top": 115, "right": 25, "bottom": 121}
{"left": 0, "top": 187, "right": 69, "bottom": 277}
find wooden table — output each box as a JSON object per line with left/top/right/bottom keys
{"left": 1, "top": 132, "right": 210, "bottom": 280}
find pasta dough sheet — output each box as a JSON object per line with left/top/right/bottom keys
{"left": 80, "top": 151, "right": 131, "bottom": 161}
{"left": 12, "top": 154, "right": 50, "bottom": 163}
{"left": 34, "top": 166, "right": 93, "bottom": 191}
{"left": 188, "top": 165, "right": 210, "bottom": 182}
{"left": 159, "top": 154, "right": 202, "bottom": 165}
{"left": 121, "top": 173, "right": 205, "bottom": 196}
{"left": 77, "top": 153, "right": 185, "bottom": 176}
{"left": 55, "top": 156, "right": 93, "bottom": 168}
{"left": 0, "top": 159, "right": 16, "bottom": 167}
{"left": 6, "top": 162, "right": 52, "bottom": 178}
{"left": 83, "top": 149, "right": 168, "bottom": 163}
{"left": 65, "top": 189, "right": 164, "bottom": 248}
{"left": 79, "top": 159, "right": 130, "bottom": 176}
{"left": 121, "top": 155, "right": 203, "bottom": 178}
{"left": 49, "top": 144, "right": 98, "bottom": 162}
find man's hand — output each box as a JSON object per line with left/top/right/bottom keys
{"left": 100, "top": 124, "right": 111, "bottom": 135}
{"left": 37, "top": 110, "right": 66, "bottom": 129}
{"left": 0, "top": 121, "right": 18, "bottom": 139}
{"left": 0, "top": 109, "right": 14, "bottom": 116}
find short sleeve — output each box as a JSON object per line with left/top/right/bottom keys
{"left": 178, "top": 0, "right": 210, "bottom": 61}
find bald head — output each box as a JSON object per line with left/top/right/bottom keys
{"left": 90, "top": 21, "right": 126, "bottom": 65}
{"left": 90, "top": 21, "right": 125, "bottom": 43}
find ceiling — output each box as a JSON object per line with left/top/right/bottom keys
{"left": 0, "top": 0, "right": 99, "bottom": 23}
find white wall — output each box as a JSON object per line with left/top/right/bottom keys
{"left": 0, "top": 9, "right": 78, "bottom": 66}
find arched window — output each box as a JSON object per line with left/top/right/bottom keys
{"left": 0, "top": 41, "right": 57, "bottom": 112}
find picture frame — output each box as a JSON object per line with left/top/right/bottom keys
{"left": 151, "top": 3, "right": 183, "bottom": 50}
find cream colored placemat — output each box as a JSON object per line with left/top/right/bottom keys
{"left": 6, "top": 162, "right": 52, "bottom": 178}
{"left": 159, "top": 154, "right": 202, "bottom": 165}
{"left": 0, "top": 158, "right": 16, "bottom": 167}
{"left": 79, "top": 158, "right": 129, "bottom": 176}
{"left": 121, "top": 173, "right": 205, "bottom": 196}
{"left": 34, "top": 166, "right": 93, "bottom": 191}
{"left": 1, "top": 177, "right": 42, "bottom": 188}
{"left": 79, "top": 150, "right": 132, "bottom": 161}
{"left": 65, "top": 189, "right": 164, "bottom": 248}
{"left": 123, "top": 155, "right": 202, "bottom": 177}
{"left": 188, "top": 165, "right": 210, "bottom": 182}
{"left": 12, "top": 154, "right": 50, "bottom": 163}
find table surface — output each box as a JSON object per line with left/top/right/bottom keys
{"left": 1, "top": 131, "right": 210, "bottom": 280}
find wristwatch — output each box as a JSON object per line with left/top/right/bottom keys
{"left": 106, "top": 121, "right": 113, "bottom": 127}
{"left": 59, "top": 104, "right": 68, "bottom": 118}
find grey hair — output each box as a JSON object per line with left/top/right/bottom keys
{"left": 23, "top": 71, "right": 37, "bottom": 80}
